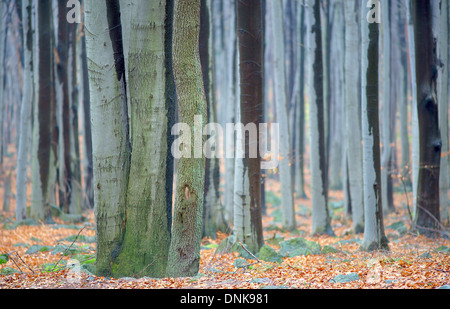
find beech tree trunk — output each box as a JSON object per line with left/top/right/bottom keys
{"left": 412, "top": 0, "right": 442, "bottom": 236}
{"left": 85, "top": 0, "right": 131, "bottom": 277}
{"left": 30, "top": 0, "right": 54, "bottom": 223}
{"left": 233, "top": 0, "right": 264, "bottom": 253}
{"left": 270, "top": 0, "right": 296, "bottom": 231}
{"left": 16, "top": 0, "right": 33, "bottom": 222}
{"left": 344, "top": 0, "right": 364, "bottom": 233}
{"left": 305, "top": 0, "right": 333, "bottom": 236}
{"left": 167, "top": 0, "right": 207, "bottom": 278}
{"left": 360, "top": 1, "right": 388, "bottom": 251}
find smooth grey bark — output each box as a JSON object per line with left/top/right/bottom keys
{"left": 0, "top": 0, "right": 6, "bottom": 168}
{"left": 435, "top": 0, "right": 448, "bottom": 224}
{"left": 201, "top": 0, "right": 227, "bottom": 238}
{"left": 270, "top": 0, "right": 296, "bottom": 231}
{"left": 329, "top": 0, "right": 346, "bottom": 192}
{"left": 294, "top": 0, "right": 307, "bottom": 199}
{"left": 380, "top": 0, "right": 394, "bottom": 214}
{"left": 16, "top": 0, "right": 33, "bottom": 222}
{"left": 30, "top": 0, "right": 54, "bottom": 223}
{"left": 305, "top": 0, "right": 333, "bottom": 236}
{"left": 360, "top": 1, "right": 388, "bottom": 251}
{"left": 405, "top": 0, "right": 419, "bottom": 216}
{"left": 344, "top": 0, "right": 364, "bottom": 233}
{"left": 85, "top": 0, "right": 131, "bottom": 277}
{"left": 223, "top": 0, "right": 237, "bottom": 223}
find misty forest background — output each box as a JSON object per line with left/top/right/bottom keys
{"left": 0, "top": 0, "right": 449, "bottom": 280}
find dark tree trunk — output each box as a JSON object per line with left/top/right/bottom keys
{"left": 36, "top": 0, "right": 54, "bottom": 222}
{"left": 412, "top": 0, "right": 442, "bottom": 237}
{"left": 237, "top": 0, "right": 265, "bottom": 251}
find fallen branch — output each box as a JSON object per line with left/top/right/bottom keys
{"left": 52, "top": 225, "right": 87, "bottom": 272}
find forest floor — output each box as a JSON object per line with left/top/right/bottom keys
{"left": 0, "top": 177, "right": 449, "bottom": 289}
{"left": 0, "top": 143, "right": 449, "bottom": 289}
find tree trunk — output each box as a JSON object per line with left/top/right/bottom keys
{"left": 305, "top": 0, "right": 333, "bottom": 236}
{"left": 16, "top": 0, "right": 33, "bottom": 222}
{"left": 0, "top": 0, "right": 6, "bottom": 168}
{"left": 167, "top": 0, "right": 207, "bottom": 278}
{"left": 200, "top": 0, "right": 227, "bottom": 238}
{"left": 436, "top": 0, "right": 448, "bottom": 224}
{"left": 233, "top": 0, "right": 264, "bottom": 253}
{"left": 80, "top": 14, "right": 94, "bottom": 210}
{"left": 223, "top": 0, "right": 237, "bottom": 223}
{"left": 360, "top": 1, "right": 388, "bottom": 251}
{"left": 412, "top": 0, "right": 442, "bottom": 236}
{"left": 30, "top": 0, "right": 54, "bottom": 223}
{"left": 270, "top": 0, "right": 295, "bottom": 231}
{"left": 344, "top": 0, "right": 364, "bottom": 233}
{"left": 294, "top": 0, "right": 307, "bottom": 199}
{"left": 85, "top": 0, "right": 131, "bottom": 277}
{"left": 405, "top": 0, "right": 419, "bottom": 218}
{"left": 380, "top": 0, "right": 394, "bottom": 214}
{"left": 106, "top": 0, "right": 175, "bottom": 278}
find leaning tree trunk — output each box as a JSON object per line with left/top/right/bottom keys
{"left": 412, "top": 0, "right": 442, "bottom": 236}
{"left": 16, "top": 0, "right": 33, "bottom": 222}
{"left": 344, "top": 0, "right": 364, "bottom": 234}
{"left": 30, "top": 0, "right": 54, "bottom": 223}
{"left": 232, "top": 0, "right": 265, "bottom": 254}
{"left": 305, "top": 0, "right": 333, "bottom": 236}
{"left": 360, "top": 2, "right": 388, "bottom": 251}
{"left": 270, "top": 0, "right": 296, "bottom": 231}
{"left": 167, "top": 0, "right": 207, "bottom": 278}
{"left": 85, "top": 0, "right": 131, "bottom": 277}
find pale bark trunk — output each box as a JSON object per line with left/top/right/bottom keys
{"left": 85, "top": 0, "right": 131, "bottom": 277}
{"left": 201, "top": 0, "right": 227, "bottom": 238}
{"left": 30, "top": 0, "right": 54, "bottom": 223}
{"left": 360, "top": 1, "right": 388, "bottom": 251}
{"left": 406, "top": 0, "right": 419, "bottom": 216}
{"left": 436, "top": 0, "right": 449, "bottom": 224}
{"left": 270, "top": 0, "right": 295, "bottom": 231}
{"left": 224, "top": 0, "right": 237, "bottom": 223}
{"left": 344, "top": 0, "right": 364, "bottom": 233}
{"left": 16, "top": 0, "right": 33, "bottom": 222}
{"left": 380, "top": 0, "right": 394, "bottom": 214}
{"left": 305, "top": 0, "right": 333, "bottom": 236}
{"left": 294, "top": 1, "right": 307, "bottom": 199}
{"left": 110, "top": 0, "right": 174, "bottom": 278}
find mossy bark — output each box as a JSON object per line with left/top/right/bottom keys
{"left": 167, "top": 0, "right": 207, "bottom": 278}
{"left": 112, "top": 0, "right": 174, "bottom": 278}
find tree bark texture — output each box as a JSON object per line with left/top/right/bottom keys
{"left": 167, "top": 0, "right": 207, "bottom": 278}
{"left": 412, "top": 0, "right": 442, "bottom": 236}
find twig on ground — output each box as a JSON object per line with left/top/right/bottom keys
{"left": 52, "top": 225, "right": 86, "bottom": 271}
